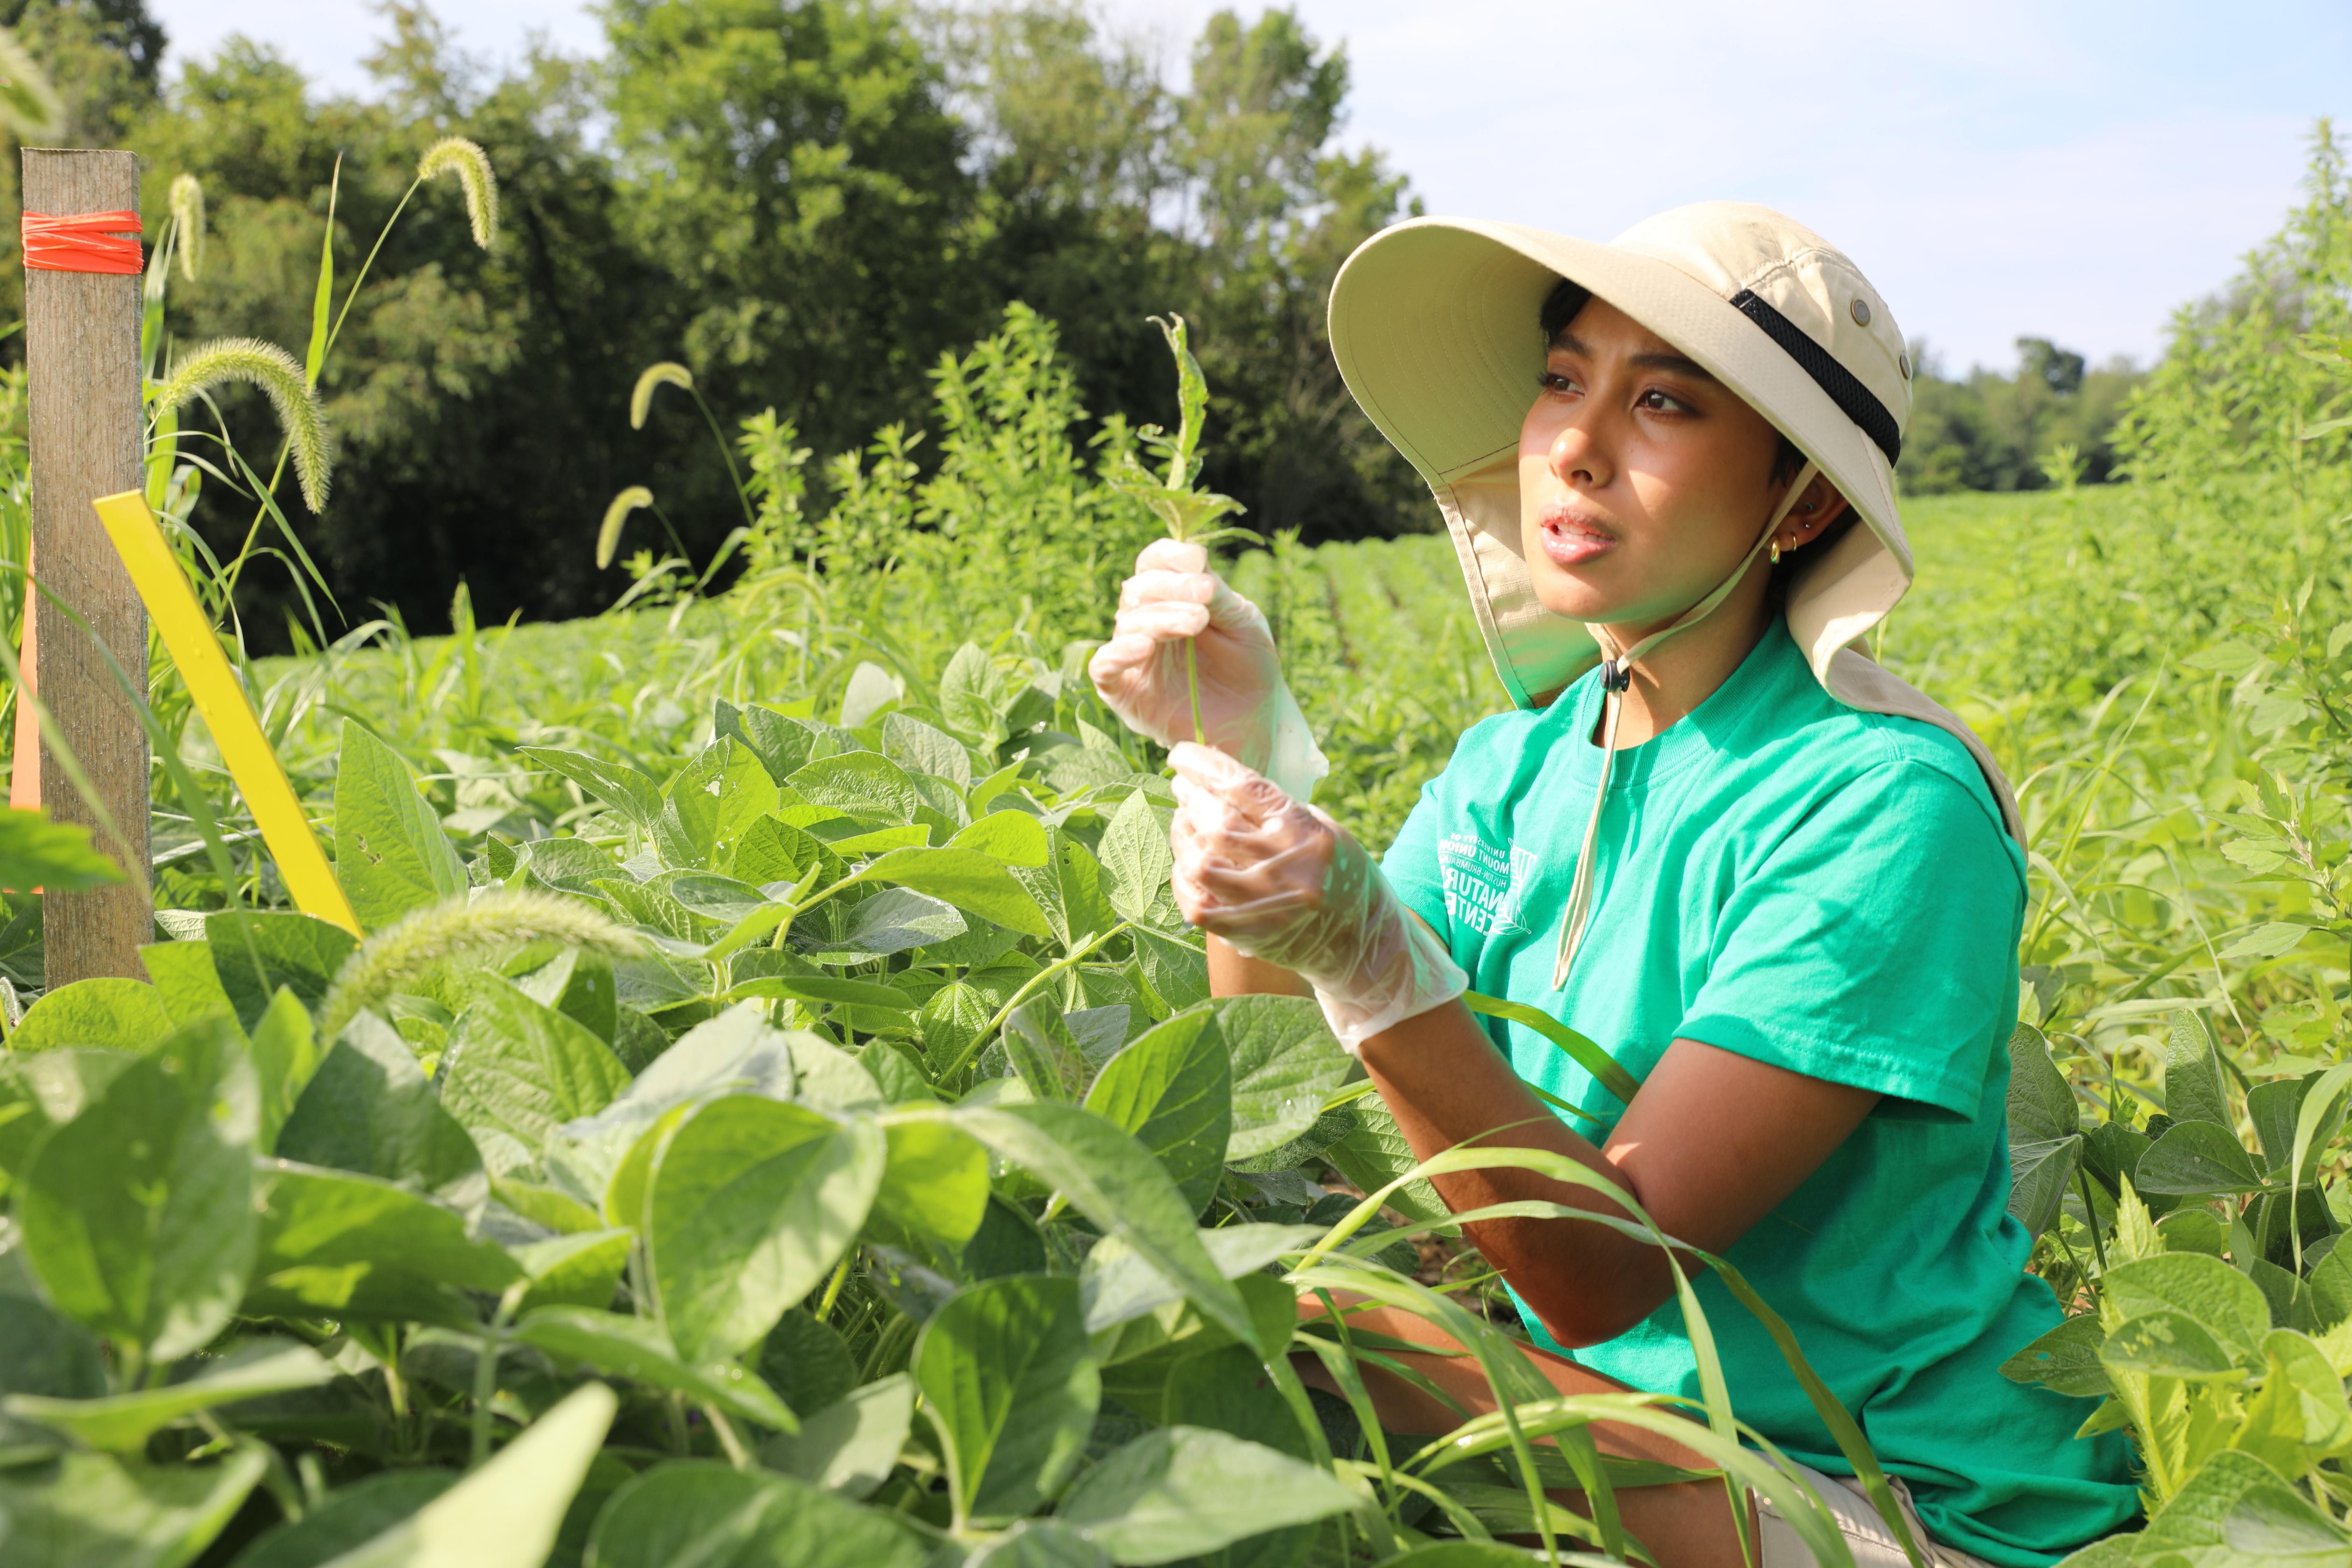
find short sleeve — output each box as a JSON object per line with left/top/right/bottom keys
{"left": 1377, "top": 774, "right": 1452, "bottom": 940}
{"left": 1675, "top": 760, "right": 2024, "bottom": 1119}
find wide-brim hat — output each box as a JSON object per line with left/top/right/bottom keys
{"left": 1326, "top": 202, "right": 2022, "bottom": 842}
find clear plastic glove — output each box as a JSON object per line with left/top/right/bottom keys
{"left": 1168, "top": 742, "right": 1466, "bottom": 1051}
{"left": 1090, "top": 540, "right": 1328, "bottom": 800}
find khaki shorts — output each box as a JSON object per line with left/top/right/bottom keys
{"left": 1756, "top": 1462, "right": 2000, "bottom": 1568}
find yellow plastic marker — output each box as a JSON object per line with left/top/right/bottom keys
{"left": 92, "top": 490, "right": 360, "bottom": 935}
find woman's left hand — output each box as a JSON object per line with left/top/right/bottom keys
{"left": 1169, "top": 742, "right": 1464, "bottom": 1048}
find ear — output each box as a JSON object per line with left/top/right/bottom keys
{"left": 1775, "top": 475, "right": 1850, "bottom": 554}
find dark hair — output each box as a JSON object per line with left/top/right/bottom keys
{"left": 1538, "top": 276, "right": 1808, "bottom": 484}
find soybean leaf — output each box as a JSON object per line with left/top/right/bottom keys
{"left": 313, "top": 1383, "right": 616, "bottom": 1568}
{"left": 647, "top": 1096, "right": 886, "bottom": 1364}
{"left": 582, "top": 1459, "right": 927, "bottom": 1568}
{"left": 789, "top": 752, "right": 922, "bottom": 828}
{"left": 760, "top": 1373, "right": 913, "bottom": 1499}
{"left": 2246, "top": 1076, "right": 2309, "bottom": 1176}
{"left": 2007, "top": 1133, "right": 2084, "bottom": 1240}
{"left": 946, "top": 1104, "right": 1253, "bottom": 1342}
{"left": 2102, "top": 1252, "right": 2271, "bottom": 1362}
{"left": 968, "top": 1521, "right": 1111, "bottom": 1568}
{"left": 732, "top": 974, "right": 914, "bottom": 1012}
{"left": 883, "top": 713, "right": 973, "bottom": 789}
{"left": 1083, "top": 1008, "right": 1232, "bottom": 1213}
{"left": 277, "top": 1012, "right": 488, "bottom": 1212}
{"left": 0, "top": 1446, "right": 268, "bottom": 1568}
{"left": 1013, "top": 830, "right": 1119, "bottom": 949}
{"left": 250, "top": 986, "right": 322, "bottom": 1156}
{"left": 2162, "top": 1009, "right": 2232, "bottom": 1128}
{"left": 206, "top": 911, "right": 357, "bottom": 1032}
{"left": 2100, "top": 1310, "right": 2243, "bottom": 1380}
{"left": 1079, "top": 1225, "right": 1325, "bottom": 1335}
{"left": 2006, "top": 1023, "right": 2077, "bottom": 1144}
{"left": 139, "top": 940, "right": 236, "bottom": 1027}
{"left": 4, "top": 1338, "right": 332, "bottom": 1452}
{"left": 7, "top": 977, "right": 173, "bottom": 1051}
{"left": 2134, "top": 1121, "right": 2267, "bottom": 1196}
{"left": 1215, "top": 995, "right": 1353, "bottom": 1162}
{"left": 335, "top": 719, "right": 467, "bottom": 933}
{"left": 717, "top": 699, "right": 841, "bottom": 787}
{"left": 439, "top": 975, "right": 632, "bottom": 1181}
{"left": 0, "top": 1049, "right": 133, "bottom": 1203}
{"left": 15, "top": 1017, "right": 258, "bottom": 1360}
{"left": 811, "top": 886, "right": 966, "bottom": 959}
{"left": 514, "top": 836, "right": 626, "bottom": 898}
{"left": 230, "top": 1471, "right": 460, "bottom": 1568}
{"left": 1097, "top": 791, "right": 1173, "bottom": 926}
{"left": 950, "top": 811, "right": 1050, "bottom": 867}
{"left": 1133, "top": 927, "right": 1209, "bottom": 1013}
{"left": 563, "top": 1003, "right": 799, "bottom": 1196}
{"left": 513, "top": 1306, "right": 794, "bottom": 1430}
{"left": 515, "top": 947, "right": 621, "bottom": 1046}
{"left": 244, "top": 1162, "right": 524, "bottom": 1329}
{"left": 513, "top": 1229, "right": 633, "bottom": 1314}
{"left": 1006, "top": 997, "right": 1093, "bottom": 1101}
{"left": 1996, "top": 1313, "right": 2111, "bottom": 1398}
{"left": 520, "top": 746, "right": 663, "bottom": 829}
{"left": 658, "top": 738, "right": 779, "bottom": 869}
{"left": 848, "top": 847, "right": 1051, "bottom": 938}
{"left": 2240, "top": 1328, "right": 2352, "bottom": 1467}
{"left": 874, "top": 1117, "right": 991, "bottom": 1249}
{"left": 1058, "top": 1426, "right": 1360, "bottom": 1564}
{"left": 0, "top": 806, "right": 124, "bottom": 892}
{"left": 0, "top": 1288, "right": 105, "bottom": 1403}
{"left": 758, "top": 1310, "right": 858, "bottom": 1416}
{"left": 1321, "top": 1092, "right": 1451, "bottom": 1227}
{"left": 914, "top": 1275, "right": 1100, "bottom": 1523}
{"left": 2089, "top": 1448, "right": 2352, "bottom": 1564}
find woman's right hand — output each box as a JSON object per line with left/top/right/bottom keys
{"left": 1090, "top": 540, "right": 1328, "bottom": 798}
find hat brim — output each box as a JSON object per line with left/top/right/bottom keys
{"left": 1327, "top": 216, "right": 1911, "bottom": 705}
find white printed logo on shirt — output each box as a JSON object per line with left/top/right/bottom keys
{"left": 1436, "top": 833, "right": 1537, "bottom": 937}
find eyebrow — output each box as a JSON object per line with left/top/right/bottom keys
{"left": 1550, "top": 332, "right": 1720, "bottom": 384}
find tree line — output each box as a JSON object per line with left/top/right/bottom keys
{"left": 3, "top": 0, "right": 2146, "bottom": 640}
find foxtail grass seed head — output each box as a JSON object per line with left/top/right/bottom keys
{"left": 150, "top": 338, "right": 334, "bottom": 513}
{"left": 0, "top": 30, "right": 61, "bottom": 142}
{"left": 630, "top": 362, "right": 693, "bottom": 430}
{"left": 317, "top": 888, "right": 640, "bottom": 1042}
{"left": 169, "top": 173, "right": 204, "bottom": 282}
{"left": 417, "top": 136, "right": 498, "bottom": 251}
{"left": 598, "top": 485, "right": 654, "bottom": 569}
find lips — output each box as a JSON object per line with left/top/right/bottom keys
{"left": 1538, "top": 502, "right": 1617, "bottom": 568}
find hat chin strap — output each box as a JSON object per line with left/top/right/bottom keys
{"left": 1552, "top": 461, "right": 1818, "bottom": 990}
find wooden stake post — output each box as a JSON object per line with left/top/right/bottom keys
{"left": 22, "top": 149, "right": 149, "bottom": 982}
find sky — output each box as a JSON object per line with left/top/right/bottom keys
{"left": 153, "top": 0, "right": 2352, "bottom": 373}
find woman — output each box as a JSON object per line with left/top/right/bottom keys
{"left": 1091, "top": 204, "right": 2138, "bottom": 1566}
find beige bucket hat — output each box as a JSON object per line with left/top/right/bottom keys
{"left": 1327, "top": 201, "right": 2023, "bottom": 835}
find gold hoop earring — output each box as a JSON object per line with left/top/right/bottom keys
{"left": 1769, "top": 540, "right": 1782, "bottom": 565}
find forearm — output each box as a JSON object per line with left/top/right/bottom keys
{"left": 1356, "top": 1000, "right": 1672, "bottom": 1346}
{"left": 1206, "top": 934, "right": 1314, "bottom": 998}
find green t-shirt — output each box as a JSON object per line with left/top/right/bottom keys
{"left": 1381, "top": 616, "right": 2137, "bottom": 1565}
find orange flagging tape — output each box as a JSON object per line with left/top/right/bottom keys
{"left": 21, "top": 209, "right": 142, "bottom": 274}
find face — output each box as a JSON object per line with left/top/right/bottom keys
{"left": 1518, "top": 297, "right": 1837, "bottom": 636}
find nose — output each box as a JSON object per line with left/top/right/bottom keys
{"left": 1548, "top": 412, "right": 1610, "bottom": 490}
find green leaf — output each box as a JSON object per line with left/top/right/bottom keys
{"left": 760, "top": 1373, "right": 912, "bottom": 1499}
{"left": 0, "top": 1287, "right": 106, "bottom": 1405}
{"left": 1011, "top": 830, "right": 1118, "bottom": 949}
{"left": 804, "top": 887, "right": 966, "bottom": 959}
{"left": 914, "top": 1275, "right": 1100, "bottom": 1523}
{"left": 334, "top": 719, "right": 468, "bottom": 933}
{"left": 1005, "top": 997, "right": 1093, "bottom": 1101}
{"left": 513, "top": 1228, "right": 632, "bottom": 1314}
{"left": 1097, "top": 791, "right": 1172, "bottom": 926}
{"left": 516, "top": 946, "right": 620, "bottom": 1045}
{"left": 2134, "top": 1121, "right": 2268, "bottom": 1196}
{"left": 944, "top": 1103, "right": 1252, "bottom": 1342}
{"left": 250, "top": 986, "right": 322, "bottom": 1155}
{"left": 15, "top": 1018, "right": 258, "bottom": 1360}
{"left": 4, "top": 1337, "right": 332, "bottom": 1452}
{"left": 2103, "top": 1252, "right": 2272, "bottom": 1361}
{"left": 275, "top": 1012, "right": 487, "bottom": 1210}
{"left": 1214, "top": 995, "right": 1353, "bottom": 1162}
{"left": 519, "top": 746, "right": 663, "bottom": 829}
{"left": 0, "top": 804, "right": 123, "bottom": 892}
{"left": 1083, "top": 1007, "right": 1231, "bottom": 1213}
{"left": 513, "top": 1305, "right": 795, "bottom": 1430}
{"left": 2219, "top": 922, "right": 2314, "bottom": 963}
{"left": 717, "top": 700, "right": 842, "bottom": 787}
{"left": 949, "top": 811, "right": 1049, "bottom": 867}
{"left": 1079, "top": 1224, "right": 1324, "bottom": 1335}
{"left": 582, "top": 1460, "right": 927, "bottom": 1568}
{"left": 882, "top": 713, "right": 973, "bottom": 789}
{"left": 847, "top": 846, "right": 1051, "bottom": 938}
{"left": 230, "top": 1471, "right": 460, "bottom": 1568}
{"left": 311, "top": 1383, "right": 616, "bottom": 1568}
{"left": 139, "top": 940, "right": 236, "bottom": 1027}
{"left": 2236, "top": 1328, "right": 2352, "bottom": 1471}
{"left": 439, "top": 975, "right": 632, "bottom": 1180}
{"left": 0, "top": 1446, "right": 267, "bottom": 1568}
{"left": 874, "top": 1117, "right": 990, "bottom": 1249}
{"left": 205, "top": 911, "right": 357, "bottom": 1032}
{"left": 2101, "top": 1310, "right": 2244, "bottom": 1380}
{"left": 7, "top": 978, "right": 173, "bottom": 1051}
{"left": 1997, "top": 1312, "right": 2110, "bottom": 1398}
{"left": 1058, "top": 1426, "right": 1360, "bottom": 1564}
{"left": 658, "top": 738, "right": 779, "bottom": 869}
{"left": 758, "top": 1309, "right": 858, "bottom": 1416}
{"left": 1321, "top": 1091, "right": 1452, "bottom": 1227}
{"left": 732, "top": 974, "right": 914, "bottom": 1012}
{"left": 647, "top": 1096, "right": 886, "bottom": 1364}
{"left": 2008, "top": 1134, "right": 2084, "bottom": 1240}
{"left": 789, "top": 752, "right": 923, "bottom": 828}
{"left": 2006, "top": 1022, "right": 2077, "bottom": 1144}
{"left": 1132, "top": 928, "right": 1209, "bottom": 1012}
{"left": 2089, "top": 1449, "right": 2351, "bottom": 1565}
{"left": 2163, "top": 1009, "right": 2232, "bottom": 1127}
{"left": 244, "top": 1162, "right": 524, "bottom": 1329}
{"left": 563, "top": 1004, "right": 799, "bottom": 1196}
